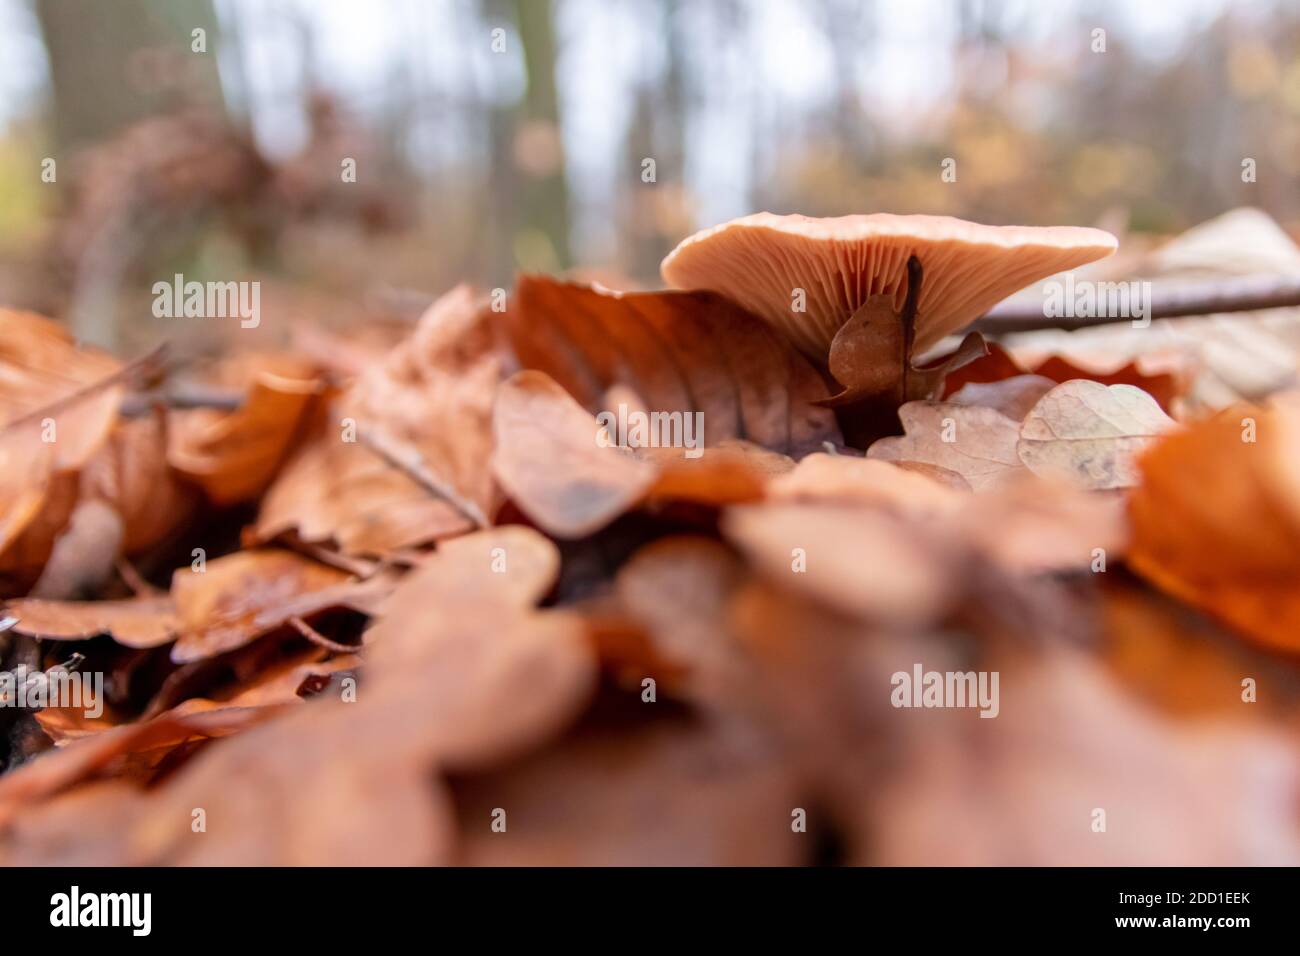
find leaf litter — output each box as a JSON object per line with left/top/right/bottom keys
{"left": 2, "top": 211, "right": 1300, "bottom": 866}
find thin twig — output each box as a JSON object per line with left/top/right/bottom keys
{"left": 356, "top": 424, "right": 489, "bottom": 529}
{"left": 120, "top": 385, "right": 244, "bottom": 416}
{"left": 1, "top": 343, "right": 170, "bottom": 433}
{"left": 973, "top": 274, "right": 1300, "bottom": 334}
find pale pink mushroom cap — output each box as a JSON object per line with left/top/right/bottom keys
{"left": 661, "top": 213, "right": 1118, "bottom": 359}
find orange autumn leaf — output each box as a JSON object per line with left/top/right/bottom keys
{"left": 168, "top": 357, "right": 323, "bottom": 505}
{"left": 1128, "top": 400, "right": 1300, "bottom": 652}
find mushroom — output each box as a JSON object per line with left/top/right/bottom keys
{"left": 660, "top": 212, "right": 1119, "bottom": 363}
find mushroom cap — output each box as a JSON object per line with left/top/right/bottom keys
{"left": 661, "top": 212, "right": 1118, "bottom": 359}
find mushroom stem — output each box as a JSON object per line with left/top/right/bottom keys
{"left": 899, "top": 255, "right": 923, "bottom": 406}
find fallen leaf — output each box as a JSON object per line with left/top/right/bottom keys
{"left": 168, "top": 356, "right": 323, "bottom": 505}
{"left": 948, "top": 374, "right": 1056, "bottom": 421}
{"left": 723, "top": 502, "right": 955, "bottom": 626}
{"left": 255, "top": 285, "right": 503, "bottom": 556}
{"left": 492, "top": 370, "right": 658, "bottom": 539}
{"left": 4, "top": 594, "right": 177, "bottom": 648}
{"left": 1128, "top": 401, "right": 1300, "bottom": 651}
{"left": 867, "top": 402, "right": 1024, "bottom": 491}
{"left": 770, "top": 453, "right": 967, "bottom": 516}
{"left": 1017, "top": 380, "right": 1175, "bottom": 490}
{"left": 501, "top": 276, "right": 841, "bottom": 457}
{"left": 169, "top": 550, "right": 385, "bottom": 663}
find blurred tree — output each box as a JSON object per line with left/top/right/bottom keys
{"left": 35, "top": 0, "right": 226, "bottom": 151}
{"left": 510, "top": 0, "right": 571, "bottom": 272}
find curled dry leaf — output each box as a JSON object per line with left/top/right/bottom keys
{"left": 169, "top": 549, "right": 386, "bottom": 663}
{"left": 1128, "top": 402, "right": 1300, "bottom": 652}
{"left": 867, "top": 402, "right": 1024, "bottom": 491}
{"left": 1017, "top": 380, "right": 1175, "bottom": 490}
{"left": 501, "top": 275, "right": 841, "bottom": 457}
{"left": 0, "top": 311, "right": 132, "bottom": 583}
{"left": 167, "top": 356, "right": 323, "bottom": 505}
{"left": 80, "top": 411, "right": 197, "bottom": 557}
{"left": 819, "top": 287, "right": 988, "bottom": 408}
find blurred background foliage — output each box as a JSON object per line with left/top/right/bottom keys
{"left": 0, "top": 0, "right": 1297, "bottom": 352}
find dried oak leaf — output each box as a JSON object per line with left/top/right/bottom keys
{"left": 500, "top": 275, "right": 841, "bottom": 457}
{"left": 1128, "top": 400, "right": 1300, "bottom": 652}
{"left": 167, "top": 355, "right": 323, "bottom": 505}
{"left": 867, "top": 402, "right": 1024, "bottom": 491}
{"left": 255, "top": 285, "right": 503, "bottom": 556}
{"left": 169, "top": 549, "right": 388, "bottom": 663}
{"left": 947, "top": 374, "right": 1056, "bottom": 421}
{"left": 1017, "top": 380, "right": 1175, "bottom": 490}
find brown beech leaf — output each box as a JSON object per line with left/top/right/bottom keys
{"left": 81, "top": 411, "right": 197, "bottom": 557}
{"left": 867, "top": 402, "right": 1024, "bottom": 491}
{"left": 255, "top": 285, "right": 503, "bottom": 556}
{"left": 723, "top": 502, "right": 956, "bottom": 627}
{"left": 1017, "top": 380, "right": 1175, "bottom": 490}
{"left": 613, "top": 536, "right": 748, "bottom": 704}
{"left": 640, "top": 439, "right": 793, "bottom": 506}
{"left": 4, "top": 594, "right": 177, "bottom": 648}
{"left": 0, "top": 311, "right": 135, "bottom": 582}
{"left": 453, "top": 715, "right": 804, "bottom": 866}
{"left": 492, "top": 370, "right": 659, "bottom": 538}
{"left": 770, "top": 453, "right": 967, "bottom": 515}
{"left": 1128, "top": 401, "right": 1300, "bottom": 652}
{"left": 253, "top": 418, "right": 478, "bottom": 556}
{"left": 950, "top": 474, "right": 1128, "bottom": 575}
{"left": 167, "top": 356, "right": 323, "bottom": 505}
{"left": 948, "top": 374, "right": 1056, "bottom": 421}
{"left": 871, "top": 650, "right": 1300, "bottom": 865}
{"left": 0, "top": 707, "right": 270, "bottom": 827}
{"left": 363, "top": 525, "right": 597, "bottom": 773}
{"left": 501, "top": 276, "right": 841, "bottom": 457}
{"left": 945, "top": 340, "right": 1186, "bottom": 413}
{"left": 169, "top": 549, "right": 386, "bottom": 663}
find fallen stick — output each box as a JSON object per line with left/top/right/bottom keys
{"left": 973, "top": 274, "right": 1300, "bottom": 333}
